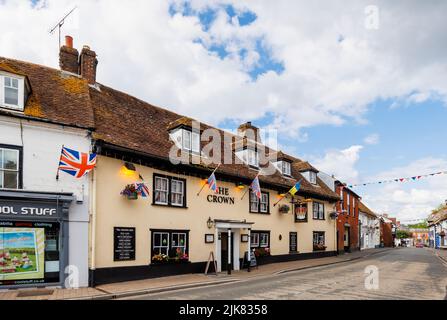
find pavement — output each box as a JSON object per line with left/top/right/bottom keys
{"left": 432, "top": 247, "right": 447, "bottom": 264}
{"left": 130, "top": 247, "right": 447, "bottom": 300}
{"left": 0, "top": 247, "right": 392, "bottom": 300}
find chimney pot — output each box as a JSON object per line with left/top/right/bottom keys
{"left": 59, "top": 35, "right": 79, "bottom": 74}
{"left": 80, "top": 45, "right": 98, "bottom": 85}
{"left": 65, "top": 35, "right": 73, "bottom": 48}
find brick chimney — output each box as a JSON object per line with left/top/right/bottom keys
{"left": 237, "top": 121, "right": 262, "bottom": 143}
{"left": 59, "top": 35, "right": 79, "bottom": 74}
{"left": 80, "top": 45, "right": 98, "bottom": 85}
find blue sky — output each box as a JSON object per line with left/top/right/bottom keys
{"left": 2, "top": 0, "right": 447, "bottom": 221}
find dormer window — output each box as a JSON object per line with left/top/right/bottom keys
{"left": 309, "top": 171, "right": 317, "bottom": 184}
{"left": 276, "top": 160, "right": 291, "bottom": 176}
{"left": 0, "top": 73, "right": 26, "bottom": 111}
{"left": 236, "top": 148, "right": 259, "bottom": 169}
{"left": 169, "top": 127, "right": 200, "bottom": 154}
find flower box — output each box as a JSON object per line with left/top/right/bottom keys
{"left": 313, "top": 244, "right": 327, "bottom": 251}
{"left": 121, "top": 184, "right": 139, "bottom": 200}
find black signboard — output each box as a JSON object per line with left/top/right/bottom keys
{"left": 114, "top": 227, "right": 136, "bottom": 261}
{"left": 289, "top": 232, "right": 298, "bottom": 253}
{"left": 243, "top": 251, "right": 257, "bottom": 268}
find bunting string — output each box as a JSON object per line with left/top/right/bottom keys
{"left": 345, "top": 170, "right": 447, "bottom": 188}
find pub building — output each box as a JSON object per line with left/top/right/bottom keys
{"left": 1, "top": 38, "right": 342, "bottom": 287}
{"left": 89, "top": 86, "right": 341, "bottom": 284}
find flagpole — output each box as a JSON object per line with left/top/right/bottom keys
{"left": 273, "top": 179, "right": 302, "bottom": 207}
{"left": 55, "top": 144, "right": 64, "bottom": 181}
{"left": 240, "top": 172, "right": 260, "bottom": 200}
{"left": 197, "top": 163, "right": 221, "bottom": 196}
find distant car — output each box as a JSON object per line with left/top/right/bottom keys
{"left": 416, "top": 243, "right": 424, "bottom": 248}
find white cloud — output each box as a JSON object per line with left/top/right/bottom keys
{"left": 1, "top": 0, "right": 447, "bottom": 136}
{"left": 311, "top": 145, "right": 363, "bottom": 183}
{"left": 364, "top": 133, "right": 379, "bottom": 145}
{"left": 359, "top": 157, "right": 447, "bottom": 223}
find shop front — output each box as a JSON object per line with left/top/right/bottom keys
{"left": 0, "top": 190, "right": 73, "bottom": 288}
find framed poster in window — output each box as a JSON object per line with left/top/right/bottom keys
{"left": 205, "top": 234, "right": 214, "bottom": 244}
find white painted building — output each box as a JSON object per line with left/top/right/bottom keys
{"left": 358, "top": 202, "right": 380, "bottom": 250}
{"left": 0, "top": 52, "right": 96, "bottom": 288}
{"left": 0, "top": 115, "right": 92, "bottom": 288}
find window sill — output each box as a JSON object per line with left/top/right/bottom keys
{"left": 313, "top": 218, "right": 326, "bottom": 221}
{"left": 151, "top": 203, "right": 188, "bottom": 209}
{"left": 0, "top": 105, "right": 24, "bottom": 113}
{"left": 249, "top": 211, "right": 270, "bottom": 215}
{"left": 295, "top": 220, "right": 308, "bottom": 223}
{"left": 150, "top": 260, "right": 190, "bottom": 265}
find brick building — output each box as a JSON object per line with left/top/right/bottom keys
{"left": 335, "top": 182, "right": 361, "bottom": 253}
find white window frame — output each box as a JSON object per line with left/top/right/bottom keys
{"left": 247, "top": 149, "right": 259, "bottom": 168}
{"left": 313, "top": 232, "right": 325, "bottom": 246}
{"left": 170, "top": 179, "right": 184, "bottom": 207}
{"left": 0, "top": 147, "right": 20, "bottom": 189}
{"left": 153, "top": 232, "right": 170, "bottom": 255}
{"left": 179, "top": 129, "right": 200, "bottom": 153}
{"left": 309, "top": 171, "right": 317, "bottom": 184}
{"left": 260, "top": 233, "right": 269, "bottom": 248}
{"left": 313, "top": 202, "right": 325, "bottom": 220}
{"left": 250, "top": 191, "right": 259, "bottom": 212}
{"left": 171, "top": 232, "right": 187, "bottom": 254}
{"left": 250, "top": 233, "right": 259, "bottom": 247}
{"left": 282, "top": 161, "right": 291, "bottom": 176}
{"left": 154, "top": 176, "right": 169, "bottom": 205}
{"left": 0, "top": 74, "right": 25, "bottom": 111}
{"left": 347, "top": 193, "right": 351, "bottom": 215}
{"left": 260, "top": 193, "right": 269, "bottom": 213}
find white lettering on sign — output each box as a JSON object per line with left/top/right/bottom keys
{"left": 0, "top": 206, "right": 56, "bottom": 216}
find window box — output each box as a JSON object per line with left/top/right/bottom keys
{"left": 313, "top": 244, "right": 327, "bottom": 251}
{"left": 254, "top": 247, "right": 271, "bottom": 258}
{"left": 278, "top": 204, "right": 290, "bottom": 214}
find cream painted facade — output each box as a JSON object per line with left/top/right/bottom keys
{"left": 91, "top": 156, "right": 337, "bottom": 273}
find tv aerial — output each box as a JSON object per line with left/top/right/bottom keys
{"left": 49, "top": 6, "right": 78, "bottom": 48}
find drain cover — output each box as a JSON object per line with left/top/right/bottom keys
{"left": 17, "top": 289, "right": 54, "bottom": 298}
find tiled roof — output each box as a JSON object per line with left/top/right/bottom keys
{"left": 358, "top": 201, "right": 377, "bottom": 217}
{"left": 0, "top": 57, "right": 95, "bottom": 129}
{"left": 0, "top": 57, "right": 340, "bottom": 201}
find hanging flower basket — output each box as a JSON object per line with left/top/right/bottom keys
{"left": 279, "top": 204, "right": 290, "bottom": 214}
{"left": 313, "top": 244, "right": 327, "bottom": 251}
{"left": 329, "top": 212, "right": 338, "bottom": 220}
{"left": 120, "top": 184, "right": 139, "bottom": 200}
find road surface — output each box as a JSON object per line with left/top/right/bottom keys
{"left": 128, "top": 248, "right": 447, "bottom": 300}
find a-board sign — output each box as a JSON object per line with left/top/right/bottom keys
{"left": 243, "top": 251, "right": 257, "bottom": 268}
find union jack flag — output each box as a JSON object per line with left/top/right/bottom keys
{"left": 58, "top": 146, "right": 97, "bottom": 179}
{"left": 207, "top": 172, "right": 218, "bottom": 193}
{"left": 135, "top": 183, "right": 150, "bottom": 198}
{"left": 250, "top": 175, "right": 261, "bottom": 199}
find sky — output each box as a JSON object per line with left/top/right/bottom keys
{"left": 1, "top": 0, "right": 447, "bottom": 223}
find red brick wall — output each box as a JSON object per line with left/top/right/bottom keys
{"left": 335, "top": 185, "right": 360, "bottom": 252}
{"left": 381, "top": 221, "right": 393, "bottom": 247}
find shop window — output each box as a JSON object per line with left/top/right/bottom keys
{"left": 249, "top": 191, "right": 270, "bottom": 214}
{"left": 151, "top": 229, "right": 189, "bottom": 262}
{"left": 0, "top": 221, "right": 60, "bottom": 286}
{"left": 0, "top": 145, "right": 22, "bottom": 189}
{"left": 153, "top": 174, "right": 187, "bottom": 208}
{"left": 250, "top": 233, "right": 259, "bottom": 247}
{"left": 312, "top": 202, "right": 325, "bottom": 220}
